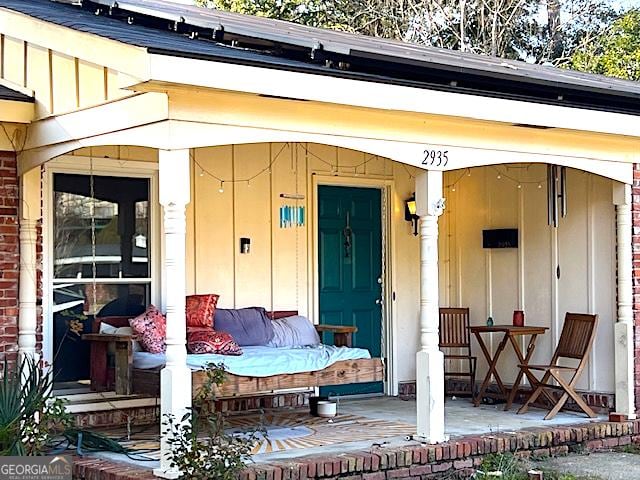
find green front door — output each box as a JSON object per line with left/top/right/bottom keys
{"left": 318, "top": 186, "right": 383, "bottom": 396}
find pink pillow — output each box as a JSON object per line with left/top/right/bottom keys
{"left": 130, "top": 306, "right": 166, "bottom": 354}
{"left": 187, "top": 330, "right": 242, "bottom": 356}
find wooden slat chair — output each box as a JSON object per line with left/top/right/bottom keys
{"left": 517, "top": 312, "right": 598, "bottom": 420}
{"left": 439, "top": 307, "right": 476, "bottom": 396}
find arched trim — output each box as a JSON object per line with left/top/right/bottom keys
{"left": 20, "top": 119, "right": 633, "bottom": 184}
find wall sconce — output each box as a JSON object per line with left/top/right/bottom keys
{"left": 404, "top": 194, "right": 419, "bottom": 236}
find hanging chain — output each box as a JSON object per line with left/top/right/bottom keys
{"left": 294, "top": 143, "right": 300, "bottom": 313}
{"left": 379, "top": 187, "right": 387, "bottom": 365}
{"left": 90, "top": 156, "right": 97, "bottom": 315}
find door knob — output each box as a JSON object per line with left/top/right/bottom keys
{"left": 375, "top": 298, "right": 383, "bottom": 305}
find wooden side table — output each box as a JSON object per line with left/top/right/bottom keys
{"left": 82, "top": 333, "right": 135, "bottom": 395}
{"left": 315, "top": 324, "right": 357, "bottom": 347}
{"left": 469, "top": 325, "right": 548, "bottom": 410}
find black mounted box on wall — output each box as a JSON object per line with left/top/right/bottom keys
{"left": 482, "top": 229, "right": 518, "bottom": 248}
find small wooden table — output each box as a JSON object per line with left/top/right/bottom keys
{"left": 469, "top": 325, "right": 548, "bottom": 410}
{"left": 82, "top": 333, "right": 136, "bottom": 395}
{"left": 314, "top": 325, "right": 357, "bottom": 347}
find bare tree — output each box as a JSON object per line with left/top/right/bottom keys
{"left": 197, "top": 0, "right": 621, "bottom": 62}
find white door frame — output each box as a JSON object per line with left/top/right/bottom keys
{"left": 41, "top": 154, "right": 160, "bottom": 373}
{"left": 310, "top": 174, "right": 397, "bottom": 395}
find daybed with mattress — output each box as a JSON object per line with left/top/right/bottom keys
{"left": 84, "top": 308, "right": 384, "bottom": 398}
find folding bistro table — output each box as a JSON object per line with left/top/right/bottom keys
{"left": 469, "top": 325, "right": 548, "bottom": 410}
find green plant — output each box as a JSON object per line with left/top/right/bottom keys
{"left": 477, "top": 453, "right": 604, "bottom": 480}
{"left": 616, "top": 443, "right": 640, "bottom": 454}
{"left": 475, "top": 453, "right": 528, "bottom": 480}
{"left": 162, "top": 363, "right": 258, "bottom": 480}
{"left": 0, "top": 358, "right": 72, "bottom": 455}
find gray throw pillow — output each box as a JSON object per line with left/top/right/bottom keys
{"left": 267, "top": 315, "right": 321, "bottom": 348}
{"left": 213, "top": 307, "right": 274, "bottom": 346}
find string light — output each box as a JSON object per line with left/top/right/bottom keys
{"left": 193, "top": 142, "right": 388, "bottom": 186}
{"left": 492, "top": 166, "right": 546, "bottom": 188}
{"left": 444, "top": 165, "right": 546, "bottom": 192}
{"left": 193, "top": 143, "right": 546, "bottom": 194}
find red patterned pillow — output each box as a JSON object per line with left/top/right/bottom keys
{"left": 187, "top": 330, "right": 242, "bottom": 356}
{"left": 129, "top": 306, "right": 166, "bottom": 354}
{"left": 186, "top": 294, "right": 219, "bottom": 329}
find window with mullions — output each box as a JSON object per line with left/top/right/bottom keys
{"left": 52, "top": 173, "right": 151, "bottom": 388}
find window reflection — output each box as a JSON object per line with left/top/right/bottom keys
{"left": 52, "top": 282, "right": 149, "bottom": 383}
{"left": 53, "top": 174, "right": 150, "bottom": 279}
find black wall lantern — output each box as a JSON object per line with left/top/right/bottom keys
{"left": 405, "top": 194, "right": 419, "bottom": 236}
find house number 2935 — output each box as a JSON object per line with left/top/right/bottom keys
{"left": 422, "top": 149, "right": 449, "bottom": 167}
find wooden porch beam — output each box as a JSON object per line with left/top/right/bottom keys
{"left": 22, "top": 92, "right": 168, "bottom": 152}
{"left": 18, "top": 116, "right": 634, "bottom": 185}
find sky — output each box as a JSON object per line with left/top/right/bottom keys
{"left": 619, "top": 0, "right": 640, "bottom": 7}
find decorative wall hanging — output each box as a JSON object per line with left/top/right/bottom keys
{"left": 279, "top": 205, "right": 305, "bottom": 228}
{"left": 547, "top": 165, "right": 567, "bottom": 227}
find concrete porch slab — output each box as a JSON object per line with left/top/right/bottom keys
{"left": 81, "top": 396, "right": 606, "bottom": 469}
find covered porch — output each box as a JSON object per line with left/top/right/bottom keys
{"left": 17, "top": 136, "right": 637, "bottom": 478}
{"left": 12, "top": 47, "right": 640, "bottom": 480}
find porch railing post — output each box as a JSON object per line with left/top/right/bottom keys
{"left": 155, "top": 149, "right": 192, "bottom": 479}
{"left": 18, "top": 167, "right": 40, "bottom": 366}
{"left": 614, "top": 183, "right": 636, "bottom": 419}
{"left": 415, "top": 170, "right": 447, "bottom": 442}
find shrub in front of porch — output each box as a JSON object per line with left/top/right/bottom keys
{"left": 162, "top": 363, "right": 259, "bottom": 480}
{"left": 0, "top": 358, "right": 71, "bottom": 455}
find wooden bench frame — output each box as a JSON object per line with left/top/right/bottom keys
{"left": 83, "top": 311, "right": 384, "bottom": 397}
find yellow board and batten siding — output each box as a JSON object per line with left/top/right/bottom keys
{"left": 188, "top": 144, "right": 412, "bottom": 303}
{"left": 1, "top": 34, "right": 134, "bottom": 119}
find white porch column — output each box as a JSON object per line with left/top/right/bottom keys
{"left": 18, "top": 168, "right": 40, "bottom": 365}
{"left": 415, "top": 170, "right": 447, "bottom": 442}
{"left": 155, "top": 149, "right": 192, "bottom": 479}
{"left": 613, "top": 183, "right": 636, "bottom": 419}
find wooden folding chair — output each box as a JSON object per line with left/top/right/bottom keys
{"left": 517, "top": 313, "right": 598, "bottom": 420}
{"left": 439, "top": 307, "right": 476, "bottom": 396}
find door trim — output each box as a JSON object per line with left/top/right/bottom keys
{"left": 310, "top": 175, "right": 397, "bottom": 395}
